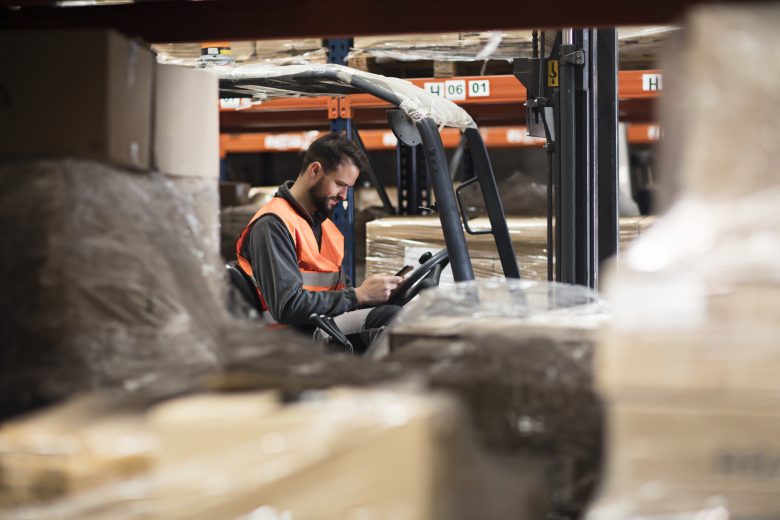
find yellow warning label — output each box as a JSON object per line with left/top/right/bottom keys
{"left": 547, "top": 60, "right": 559, "bottom": 87}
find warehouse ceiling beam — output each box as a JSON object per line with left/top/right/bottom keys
{"left": 1, "top": 0, "right": 759, "bottom": 43}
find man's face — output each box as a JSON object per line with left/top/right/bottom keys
{"left": 309, "top": 160, "right": 359, "bottom": 216}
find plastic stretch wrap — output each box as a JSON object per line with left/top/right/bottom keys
{"left": 366, "top": 215, "right": 652, "bottom": 282}
{"left": 0, "top": 159, "right": 549, "bottom": 519}
{"left": 0, "top": 159, "right": 312, "bottom": 420}
{"left": 153, "top": 39, "right": 326, "bottom": 67}
{"left": 381, "top": 280, "right": 608, "bottom": 518}
{"left": 590, "top": 4, "right": 780, "bottom": 519}
{"left": 350, "top": 31, "right": 535, "bottom": 63}
{"left": 349, "top": 27, "right": 677, "bottom": 67}
{"left": 1, "top": 389, "right": 545, "bottom": 520}
{"left": 220, "top": 63, "right": 476, "bottom": 129}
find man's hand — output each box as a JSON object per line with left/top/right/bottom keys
{"left": 355, "top": 275, "right": 403, "bottom": 306}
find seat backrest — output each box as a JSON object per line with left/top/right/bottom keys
{"left": 225, "top": 261, "right": 264, "bottom": 312}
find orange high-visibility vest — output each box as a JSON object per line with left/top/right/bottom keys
{"left": 235, "top": 197, "right": 346, "bottom": 311}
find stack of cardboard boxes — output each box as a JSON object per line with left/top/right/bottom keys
{"left": 0, "top": 29, "right": 226, "bottom": 418}
{"left": 588, "top": 4, "right": 780, "bottom": 519}
{"left": 366, "top": 215, "right": 653, "bottom": 282}
{"left": 0, "top": 30, "right": 220, "bottom": 257}
{"left": 0, "top": 388, "right": 542, "bottom": 519}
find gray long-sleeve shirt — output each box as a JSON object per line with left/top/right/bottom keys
{"left": 239, "top": 181, "right": 358, "bottom": 326}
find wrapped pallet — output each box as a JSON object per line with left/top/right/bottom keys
{"left": 0, "top": 388, "right": 544, "bottom": 520}
{"left": 380, "top": 280, "right": 610, "bottom": 518}
{"left": 349, "top": 28, "right": 677, "bottom": 68}
{"left": 0, "top": 394, "right": 159, "bottom": 506}
{"left": 0, "top": 159, "right": 318, "bottom": 422}
{"left": 588, "top": 4, "right": 780, "bottom": 519}
{"left": 152, "top": 39, "right": 326, "bottom": 67}
{"left": 366, "top": 215, "right": 652, "bottom": 281}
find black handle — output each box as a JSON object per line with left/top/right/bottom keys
{"left": 309, "top": 313, "right": 353, "bottom": 353}
{"left": 455, "top": 177, "right": 493, "bottom": 236}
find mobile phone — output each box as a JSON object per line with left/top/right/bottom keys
{"left": 394, "top": 265, "right": 414, "bottom": 277}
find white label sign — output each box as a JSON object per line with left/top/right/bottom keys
{"left": 444, "top": 79, "right": 467, "bottom": 101}
{"left": 219, "top": 98, "right": 252, "bottom": 110}
{"left": 647, "top": 125, "right": 661, "bottom": 140}
{"left": 642, "top": 73, "right": 663, "bottom": 91}
{"left": 468, "top": 79, "right": 490, "bottom": 97}
{"left": 506, "top": 128, "right": 528, "bottom": 144}
{"left": 424, "top": 82, "right": 445, "bottom": 98}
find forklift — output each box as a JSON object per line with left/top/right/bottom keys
{"left": 219, "top": 39, "right": 620, "bottom": 348}
{"left": 219, "top": 63, "right": 522, "bottom": 346}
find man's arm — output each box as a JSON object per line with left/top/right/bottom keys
{"left": 247, "top": 216, "right": 358, "bottom": 325}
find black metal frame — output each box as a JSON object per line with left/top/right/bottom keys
{"left": 513, "top": 29, "right": 618, "bottom": 288}
{"left": 221, "top": 68, "right": 521, "bottom": 283}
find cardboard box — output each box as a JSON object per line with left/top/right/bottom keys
{"left": 0, "top": 390, "right": 540, "bottom": 520}
{"left": 0, "top": 395, "right": 157, "bottom": 505}
{"left": 365, "top": 215, "right": 652, "bottom": 282}
{"left": 154, "top": 64, "right": 219, "bottom": 179}
{"left": 598, "top": 281, "right": 780, "bottom": 396}
{"left": 0, "top": 30, "right": 153, "bottom": 170}
{"left": 219, "top": 181, "right": 251, "bottom": 207}
{"left": 592, "top": 396, "right": 780, "bottom": 518}
{"left": 145, "top": 389, "right": 539, "bottom": 520}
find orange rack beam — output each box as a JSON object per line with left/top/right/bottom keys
{"left": 220, "top": 71, "right": 661, "bottom": 132}
{"left": 220, "top": 124, "right": 658, "bottom": 158}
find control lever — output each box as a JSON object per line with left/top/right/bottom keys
{"left": 309, "top": 313, "right": 353, "bottom": 353}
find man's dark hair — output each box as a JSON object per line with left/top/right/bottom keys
{"left": 299, "top": 133, "right": 367, "bottom": 176}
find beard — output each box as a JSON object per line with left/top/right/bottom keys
{"left": 309, "top": 179, "right": 341, "bottom": 217}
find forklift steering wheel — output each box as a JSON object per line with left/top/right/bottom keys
{"left": 387, "top": 249, "right": 450, "bottom": 306}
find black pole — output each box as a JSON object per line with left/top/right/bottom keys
{"left": 595, "top": 28, "right": 619, "bottom": 282}
{"left": 553, "top": 89, "right": 562, "bottom": 282}
{"left": 545, "top": 142, "right": 555, "bottom": 281}
{"left": 463, "top": 127, "right": 520, "bottom": 279}
{"left": 448, "top": 133, "right": 467, "bottom": 181}
{"left": 351, "top": 125, "right": 396, "bottom": 214}
{"left": 558, "top": 33, "right": 578, "bottom": 284}
{"left": 416, "top": 119, "right": 475, "bottom": 282}
{"left": 578, "top": 29, "right": 595, "bottom": 288}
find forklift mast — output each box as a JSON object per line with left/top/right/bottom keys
{"left": 514, "top": 29, "right": 619, "bottom": 289}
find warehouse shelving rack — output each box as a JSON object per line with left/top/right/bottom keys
{"left": 220, "top": 66, "right": 662, "bottom": 285}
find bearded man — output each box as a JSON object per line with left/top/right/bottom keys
{"left": 235, "top": 133, "right": 402, "bottom": 352}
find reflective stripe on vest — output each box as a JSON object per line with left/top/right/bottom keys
{"left": 301, "top": 270, "right": 343, "bottom": 287}
{"left": 235, "top": 196, "right": 345, "bottom": 312}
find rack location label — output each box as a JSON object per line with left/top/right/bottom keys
{"left": 468, "top": 79, "right": 490, "bottom": 97}
{"left": 423, "top": 82, "right": 445, "bottom": 98}
{"left": 444, "top": 80, "right": 467, "bottom": 100}
{"left": 642, "top": 73, "right": 663, "bottom": 91}
{"left": 425, "top": 79, "right": 490, "bottom": 100}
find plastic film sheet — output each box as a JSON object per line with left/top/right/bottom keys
{"left": 591, "top": 4, "right": 780, "bottom": 520}
{"left": 0, "top": 159, "right": 552, "bottom": 519}
{"left": 350, "top": 31, "right": 535, "bottom": 63}
{"left": 0, "top": 159, "right": 315, "bottom": 420}
{"left": 153, "top": 39, "right": 327, "bottom": 67}
{"left": 348, "top": 27, "right": 678, "bottom": 67}
{"left": 0, "top": 388, "right": 545, "bottom": 520}
{"left": 381, "top": 280, "right": 608, "bottom": 517}
{"left": 219, "top": 63, "right": 476, "bottom": 129}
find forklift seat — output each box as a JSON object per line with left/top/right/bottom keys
{"left": 225, "top": 264, "right": 364, "bottom": 353}
{"left": 225, "top": 261, "right": 264, "bottom": 312}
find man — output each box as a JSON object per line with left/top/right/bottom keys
{"left": 235, "top": 133, "right": 403, "bottom": 352}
